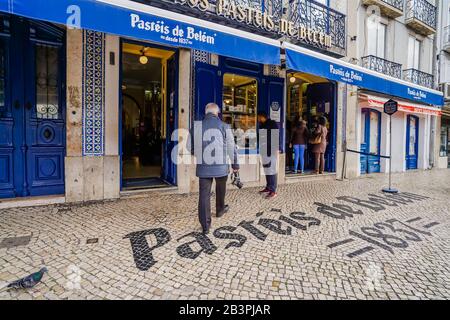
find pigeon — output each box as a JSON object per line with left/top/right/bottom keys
{"left": 4, "top": 267, "right": 48, "bottom": 290}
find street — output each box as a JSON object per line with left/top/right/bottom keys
{"left": 0, "top": 170, "right": 449, "bottom": 300}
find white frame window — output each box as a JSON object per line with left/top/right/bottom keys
{"left": 367, "top": 20, "right": 387, "bottom": 59}
{"left": 407, "top": 36, "right": 421, "bottom": 70}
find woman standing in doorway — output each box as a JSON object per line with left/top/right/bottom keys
{"left": 311, "top": 116, "right": 328, "bottom": 174}
{"left": 290, "top": 118, "right": 309, "bottom": 174}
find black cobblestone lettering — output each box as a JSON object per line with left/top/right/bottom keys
{"left": 336, "top": 196, "right": 386, "bottom": 212}
{"left": 258, "top": 218, "right": 292, "bottom": 235}
{"left": 124, "top": 228, "right": 171, "bottom": 271}
{"left": 238, "top": 220, "right": 268, "bottom": 241}
{"left": 176, "top": 232, "right": 217, "bottom": 259}
{"left": 315, "top": 203, "right": 354, "bottom": 219}
{"left": 213, "top": 226, "right": 247, "bottom": 249}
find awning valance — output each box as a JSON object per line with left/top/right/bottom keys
{"left": 284, "top": 42, "right": 444, "bottom": 107}
{"left": 359, "top": 93, "right": 442, "bottom": 116}
{"left": 0, "top": 0, "right": 280, "bottom": 65}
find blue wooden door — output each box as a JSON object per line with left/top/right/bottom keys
{"left": 162, "top": 53, "right": 178, "bottom": 185}
{"left": 0, "top": 15, "right": 65, "bottom": 198}
{"left": 194, "top": 61, "right": 220, "bottom": 121}
{"left": 405, "top": 115, "right": 419, "bottom": 170}
{"left": 360, "top": 108, "right": 381, "bottom": 174}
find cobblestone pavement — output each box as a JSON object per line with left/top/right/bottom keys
{"left": 0, "top": 170, "right": 449, "bottom": 300}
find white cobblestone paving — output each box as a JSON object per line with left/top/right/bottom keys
{"left": 0, "top": 170, "right": 449, "bottom": 300}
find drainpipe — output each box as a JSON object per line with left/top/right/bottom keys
{"left": 429, "top": 0, "right": 441, "bottom": 169}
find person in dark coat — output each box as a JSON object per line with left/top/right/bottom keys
{"left": 190, "top": 103, "right": 240, "bottom": 234}
{"left": 290, "top": 119, "right": 309, "bottom": 174}
{"left": 312, "top": 116, "right": 328, "bottom": 174}
{"left": 257, "top": 112, "right": 279, "bottom": 199}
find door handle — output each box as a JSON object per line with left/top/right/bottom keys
{"left": 14, "top": 100, "right": 20, "bottom": 109}
{"left": 25, "top": 102, "right": 32, "bottom": 110}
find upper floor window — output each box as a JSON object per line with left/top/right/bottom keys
{"left": 367, "top": 20, "right": 386, "bottom": 58}
{"left": 407, "top": 36, "right": 421, "bottom": 70}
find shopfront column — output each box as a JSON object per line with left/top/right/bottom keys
{"left": 65, "top": 28, "right": 84, "bottom": 202}
{"left": 103, "top": 34, "right": 121, "bottom": 199}
{"left": 177, "top": 48, "right": 194, "bottom": 194}
{"left": 65, "top": 29, "right": 119, "bottom": 202}
{"left": 344, "top": 85, "right": 360, "bottom": 178}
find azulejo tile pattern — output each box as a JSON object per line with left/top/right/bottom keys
{"left": 82, "top": 30, "right": 105, "bottom": 156}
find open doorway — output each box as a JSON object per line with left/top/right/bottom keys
{"left": 285, "top": 72, "right": 336, "bottom": 175}
{"left": 121, "top": 41, "right": 177, "bottom": 190}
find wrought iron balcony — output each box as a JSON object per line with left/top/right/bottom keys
{"left": 443, "top": 26, "right": 450, "bottom": 53}
{"left": 362, "top": 0, "right": 404, "bottom": 18}
{"left": 285, "top": 0, "right": 347, "bottom": 56}
{"left": 135, "top": 0, "right": 347, "bottom": 56}
{"left": 403, "top": 68, "right": 434, "bottom": 88}
{"left": 361, "top": 55, "right": 402, "bottom": 79}
{"left": 405, "top": 0, "right": 437, "bottom": 36}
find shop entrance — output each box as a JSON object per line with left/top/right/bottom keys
{"left": 120, "top": 42, "right": 177, "bottom": 190}
{"left": 0, "top": 15, "right": 66, "bottom": 198}
{"left": 285, "top": 72, "right": 336, "bottom": 175}
{"left": 406, "top": 115, "right": 419, "bottom": 170}
{"left": 360, "top": 108, "right": 381, "bottom": 174}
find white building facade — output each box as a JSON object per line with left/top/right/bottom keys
{"left": 347, "top": 0, "right": 444, "bottom": 175}
{"left": 437, "top": 0, "right": 450, "bottom": 168}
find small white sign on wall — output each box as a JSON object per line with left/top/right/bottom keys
{"left": 270, "top": 101, "right": 281, "bottom": 122}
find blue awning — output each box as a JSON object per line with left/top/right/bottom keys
{"left": 0, "top": 0, "right": 280, "bottom": 65}
{"left": 284, "top": 42, "right": 444, "bottom": 107}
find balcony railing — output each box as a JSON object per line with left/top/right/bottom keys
{"left": 381, "top": 0, "right": 405, "bottom": 11}
{"left": 362, "top": 0, "right": 404, "bottom": 18}
{"left": 403, "top": 68, "right": 434, "bottom": 88}
{"left": 138, "top": 0, "right": 347, "bottom": 56}
{"left": 361, "top": 55, "right": 402, "bottom": 79}
{"left": 285, "top": 0, "right": 347, "bottom": 55}
{"left": 444, "top": 26, "right": 450, "bottom": 53}
{"left": 405, "top": 0, "right": 437, "bottom": 34}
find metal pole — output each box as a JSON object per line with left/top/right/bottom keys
{"left": 383, "top": 115, "right": 398, "bottom": 194}
{"left": 389, "top": 115, "right": 392, "bottom": 189}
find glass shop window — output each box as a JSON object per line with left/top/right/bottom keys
{"left": 222, "top": 73, "right": 257, "bottom": 150}
{"left": 36, "top": 44, "right": 59, "bottom": 119}
{"left": 440, "top": 126, "right": 448, "bottom": 157}
{"left": 0, "top": 42, "right": 5, "bottom": 110}
{"left": 408, "top": 116, "right": 417, "bottom": 156}
{"left": 369, "top": 111, "right": 379, "bottom": 154}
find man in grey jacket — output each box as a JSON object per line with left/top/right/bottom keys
{"left": 191, "top": 103, "right": 240, "bottom": 234}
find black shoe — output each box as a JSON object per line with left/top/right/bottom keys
{"left": 216, "top": 205, "right": 229, "bottom": 218}
{"left": 202, "top": 228, "right": 210, "bottom": 235}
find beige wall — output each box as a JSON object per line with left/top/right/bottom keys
{"left": 65, "top": 31, "right": 120, "bottom": 203}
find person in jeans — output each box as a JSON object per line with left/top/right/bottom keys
{"left": 312, "top": 116, "right": 328, "bottom": 174}
{"left": 190, "top": 103, "right": 240, "bottom": 234}
{"left": 257, "top": 112, "right": 279, "bottom": 199}
{"left": 290, "top": 119, "right": 309, "bottom": 174}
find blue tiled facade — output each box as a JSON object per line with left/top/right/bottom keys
{"left": 82, "top": 30, "right": 105, "bottom": 156}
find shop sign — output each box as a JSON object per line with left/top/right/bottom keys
{"left": 174, "top": 0, "right": 333, "bottom": 49}
{"left": 285, "top": 45, "right": 444, "bottom": 106}
{"left": 0, "top": 0, "right": 281, "bottom": 65}
{"left": 384, "top": 99, "right": 398, "bottom": 115}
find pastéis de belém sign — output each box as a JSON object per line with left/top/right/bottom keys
{"left": 173, "top": 0, "right": 333, "bottom": 49}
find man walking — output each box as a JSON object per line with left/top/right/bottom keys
{"left": 258, "top": 112, "right": 279, "bottom": 199}
{"left": 191, "top": 103, "right": 239, "bottom": 234}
